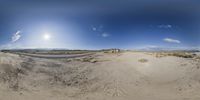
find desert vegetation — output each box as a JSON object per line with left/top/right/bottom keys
{"left": 147, "top": 51, "right": 198, "bottom": 58}
{"left": 138, "top": 58, "right": 148, "bottom": 63}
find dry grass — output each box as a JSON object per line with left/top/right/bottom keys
{"left": 153, "top": 52, "right": 196, "bottom": 58}
{"left": 138, "top": 58, "right": 148, "bottom": 63}
{"left": 72, "top": 56, "right": 98, "bottom": 63}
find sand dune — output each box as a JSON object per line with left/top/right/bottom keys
{"left": 0, "top": 52, "right": 200, "bottom": 100}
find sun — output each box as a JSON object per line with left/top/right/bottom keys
{"left": 43, "top": 34, "right": 51, "bottom": 40}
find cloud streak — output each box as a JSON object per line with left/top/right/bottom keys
{"left": 158, "top": 24, "right": 172, "bottom": 29}
{"left": 92, "top": 25, "right": 111, "bottom": 38}
{"left": 163, "top": 38, "right": 181, "bottom": 43}
{"left": 12, "top": 31, "right": 21, "bottom": 42}
{"left": 102, "top": 33, "right": 110, "bottom": 37}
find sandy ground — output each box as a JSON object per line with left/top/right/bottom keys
{"left": 0, "top": 52, "right": 200, "bottom": 100}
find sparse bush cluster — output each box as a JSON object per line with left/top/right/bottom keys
{"left": 81, "top": 57, "right": 98, "bottom": 63}
{"left": 138, "top": 58, "right": 148, "bottom": 63}
{"left": 168, "top": 52, "right": 194, "bottom": 58}
{"left": 72, "top": 56, "right": 98, "bottom": 63}
{"left": 153, "top": 52, "right": 196, "bottom": 58}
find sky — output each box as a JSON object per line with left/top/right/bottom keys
{"left": 0, "top": 0, "right": 200, "bottom": 50}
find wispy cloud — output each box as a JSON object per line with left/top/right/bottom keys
{"left": 163, "top": 38, "right": 181, "bottom": 43}
{"left": 0, "top": 30, "right": 22, "bottom": 50}
{"left": 91, "top": 25, "right": 103, "bottom": 32}
{"left": 92, "top": 25, "right": 111, "bottom": 38}
{"left": 101, "top": 33, "right": 110, "bottom": 37}
{"left": 158, "top": 24, "right": 172, "bottom": 29}
{"left": 12, "top": 30, "right": 21, "bottom": 42}
{"left": 92, "top": 27, "right": 97, "bottom": 31}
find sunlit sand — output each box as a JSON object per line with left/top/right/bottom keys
{"left": 0, "top": 50, "right": 200, "bottom": 100}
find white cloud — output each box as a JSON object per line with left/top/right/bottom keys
{"left": 91, "top": 25, "right": 110, "bottom": 38}
{"left": 12, "top": 31, "right": 21, "bottom": 42}
{"left": 163, "top": 38, "right": 181, "bottom": 43}
{"left": 92, "top": 25, "right": 104, "bottom": 32}
{"left": 101, "top": 33, "right": 110, "bottom": 37}
{"left": 158, "top": 24, "right": 172, "bottom": 29}
{"left": 0, "top": 30, "right": 22, "bottom": 50}
{"left": 92, "top": 26, "right": 97, "bottom": 31}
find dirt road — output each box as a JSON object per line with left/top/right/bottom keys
{"left": 16, "top": 52, "right": 94, "bottom": 58}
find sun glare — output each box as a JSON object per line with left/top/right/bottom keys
{"left": 43, "top": 34, "right": 51, "bottom": 40}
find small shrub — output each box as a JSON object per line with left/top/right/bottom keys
{"left": 80, "top": 57, "right": 98, "bottom": 63}
{"left": 154, "top": 52, "right": 196, "bottom": 58}
{"left": 170, "top": 53, "right": 194, "bottom": 58}
{"left": 138, "top": 58, "right": 148, "bottom": 63}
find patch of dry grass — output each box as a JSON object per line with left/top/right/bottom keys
{"left": 138, "top": 58, "right": 148, "bottom": 63}
{"left": 152, "top": 52, "right": 196, "bottom": 58}
{"left": 71, "top": 57, "right": 98, "bottom": 63}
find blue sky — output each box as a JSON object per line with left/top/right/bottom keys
{"left": 0, "top": 0, "right": 199, "bottom": 50}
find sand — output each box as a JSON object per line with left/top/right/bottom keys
{"left": 0, "top": 52, "right": 200, "bottom": 100}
